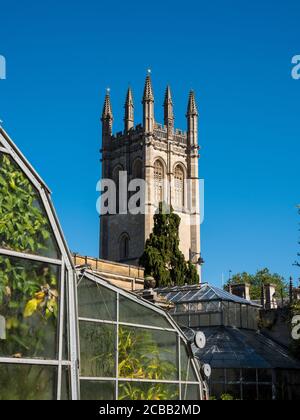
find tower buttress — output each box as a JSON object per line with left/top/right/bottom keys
{"left": 164, "top": 85, "right": 174, "bottom": 139}
{"left": 186, "top": 90, "right": 201, "bottom": 282}
{"left": 142, "top": 74, "right": 155, "bottom": 133}
{"left": 124, "top": 87, "right": 134, "bottom": 132}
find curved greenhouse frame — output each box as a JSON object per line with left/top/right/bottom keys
{"left": 0, "top": 127, "right": 79, "bottom": 400}
{"left": 77, "top": 270, "right": 207, "bottom": 400}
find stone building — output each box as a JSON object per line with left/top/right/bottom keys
{"left": 100, "top": 74, "right": 202, "bottom": 278}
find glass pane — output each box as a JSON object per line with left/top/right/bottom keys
{"left": 180, "top": 340, "right": 198, "bottom": 382}
{"left": 80, "top": 380, "right": 115, "bottom": 400}
{"left": 61, "top": 367, "right": 71, "bottom": 400}
{"left": 176, "top": 314, "right": 189, "bottom": 326}
{"left": 118, "top": 326, "right": 178, "bottom": 381}
{"left": 241, "top": 305, "right": 248, "bottom": 329}
{"left": 248, "top": 307, "right": 258, "bottom": 330}
{"left": 211, "top": 369, "right": 225, "bottom": 383}
{"left": 258, "top": 369, "right": 272, "bottom": 382}
{"left": 118, "top": 381, "right": 179, "bottom": 400}
{"left": 80, "top": 321, "right": 116, "bottom": 378}
{"left": 228, "top": 303, "right": 239, "bottom": 327}
{"left": 0, "top": 364, "right": 57, "bottom": 400}
{"left": 242, "top": 369, "right": 257, "bottom": 383}
{"left": 119, "top": 296, "right": 171, "bottom": 329}
{"left": 198, "top": 314, "right": 209, "bottom": 327}
{"left": 226, "top": 369, "right": 241, "bottom": 383}
{"left": 78, "top": 278, "right": 117, "bottom": 321}
{"left": 0, "top": 153, "right": 60, "bottom": 259}
{"left": 258, "top": 384, "right": 273, "bottom": 400}
{"left": 225, "top": 384, "right": 241, "bottom": 400}
{"left": 210, "top": 313, "right": 221, "bottom": 326}
{"left": 242, "top": 384, "right": 258, "bottom": 400}
{"left": 62, "top": 271, "right": 69, "bottom": 360}
{"left": 0, "top": 256, "right": 60, "bottom": 359}
{"left": 181, "top": 384, "right": 200, "bottom": 400}
{"left": 210, "top": 383, "right": 225, "bottom": 400}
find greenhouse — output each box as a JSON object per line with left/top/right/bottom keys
{"left": 77, "top": 271, "right": 207, "bottom": 400}
{"left": 0, "top": 127, "right": 206, "bottom": 400}
{"left": 156, "top": 284, "right": 300, "bottom": 400}
{"left": 157, "top": 283, "right": 261, "bottom": 330}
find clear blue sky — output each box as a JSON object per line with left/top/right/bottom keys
{"left": 0, "top": 0, "right": 299, "bottom": 287}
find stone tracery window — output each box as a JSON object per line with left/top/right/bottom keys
{"left": 154, "top": 160, "right": 164, "bottom": 204}
{"left": 174, "top": 165, "right": 184, "bottom": 208}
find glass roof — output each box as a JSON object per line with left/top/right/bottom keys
{"left": 183, "top": 326, "right": 300, "bottom": 370}
{"left": 156, "top": 283, "right": 260, "bottom": 307}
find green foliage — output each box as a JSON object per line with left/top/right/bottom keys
{"left": 0, "top": 153, "right": 59, "bottom": 398}
{"left": 118, "top": 326, "right": 178, "bottom": 400}
{"left": 220, "top": 393, "right": 234, "bottom": 400}
{"left": 0, "top": 364, "right": 55, "bottom": 400}
{"left": 80, "top": 322, "right": 179, "bottom": 400}
{"left": 0, "top": 153, "right": 58, "bottom": 258}
{"left": 119, "top": 382, "right": 178, "bottom": 401}
{"left": 139, "top": 202, "right": 199, "bottom": 287}
{"left": 225, "top": 268, "right": 288, "bottom": 300}
{"left": 80, "top": 323, "right": 116, "bottom": 378}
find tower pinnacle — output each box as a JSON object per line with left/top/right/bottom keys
{"left": 164, "top": 86, "right": 174, "bottom": 138}
{"left": 124, "top": 87, "right": 134, "bottom": 132}
{"left": 186, "top": 90, "right": 198, "bottom": 147}
{"left": 186, "top": 90, "right": 198, "bottom": 117}
{"left": 143, "top": 74, "right": 154, "bottom": 102}
{"left": 142, "top": 74, "right": 155, "bottom": 132}
{"left": 101, "top": 91, "right": 113, "bottom": 146}
{"left": 101, "top": 91, "right": 113, "bottom": 121}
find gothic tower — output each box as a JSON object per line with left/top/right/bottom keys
{"left": 99, "top": 75, "right": 202, "bottom": 280}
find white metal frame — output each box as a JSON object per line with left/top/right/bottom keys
{"left": 0, "top": 128, "right": 79, "bottom": 400}
{"left": 78, "top": 270, "right": 206, "bottom": 400}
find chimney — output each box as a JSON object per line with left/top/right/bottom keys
{"left": 230, "top": 283, "right": 250, "bottom": 301}
{"left": 142, "top": 288, "right": 157, "bottom": 303}
{"left": 265, "top": 284, "right": 277, "bottom": 310}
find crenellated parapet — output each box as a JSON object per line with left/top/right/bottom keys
{"left": 100, "top": 74, "right": 199, "bottom": 152}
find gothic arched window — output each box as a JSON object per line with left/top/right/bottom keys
{"left": 132, "top": 159, "right": 143, "bottom": 179}
{"left": 174, "top": 165, "right": 184, "bottom": 208}
{"left": 119, "top": 233, "right": 129, "bottom": 260}
{"left": 154, "top": 160, "right": 164, "bottom": 204}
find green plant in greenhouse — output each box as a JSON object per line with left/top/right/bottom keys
{"left": 0, "top": 154, "right": 57, "bottom": 256}
{"left": 0, "top": 153, "right": 59, "bottom": 399}
{"left": 220, "top": 393, "right": 234, "bottom": 400}
{"left": 119, "top": 382, "right": 178, "bottom": 401}
{"left": 118, "top": 326, "right": 178, "bottom": 400}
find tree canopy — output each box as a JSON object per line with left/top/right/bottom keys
{"left": 139, "top": 202, "right": 199, "bottom": 287}
{"left": 224, "top": 268, "right": 288, "bottom": 300}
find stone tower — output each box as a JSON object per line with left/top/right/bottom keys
{"left": 100, "top": 75, "right": 202, "bottom": 280}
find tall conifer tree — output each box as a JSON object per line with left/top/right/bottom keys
{"left": 140, "top": 203, "right": 199, "bottom": 287}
